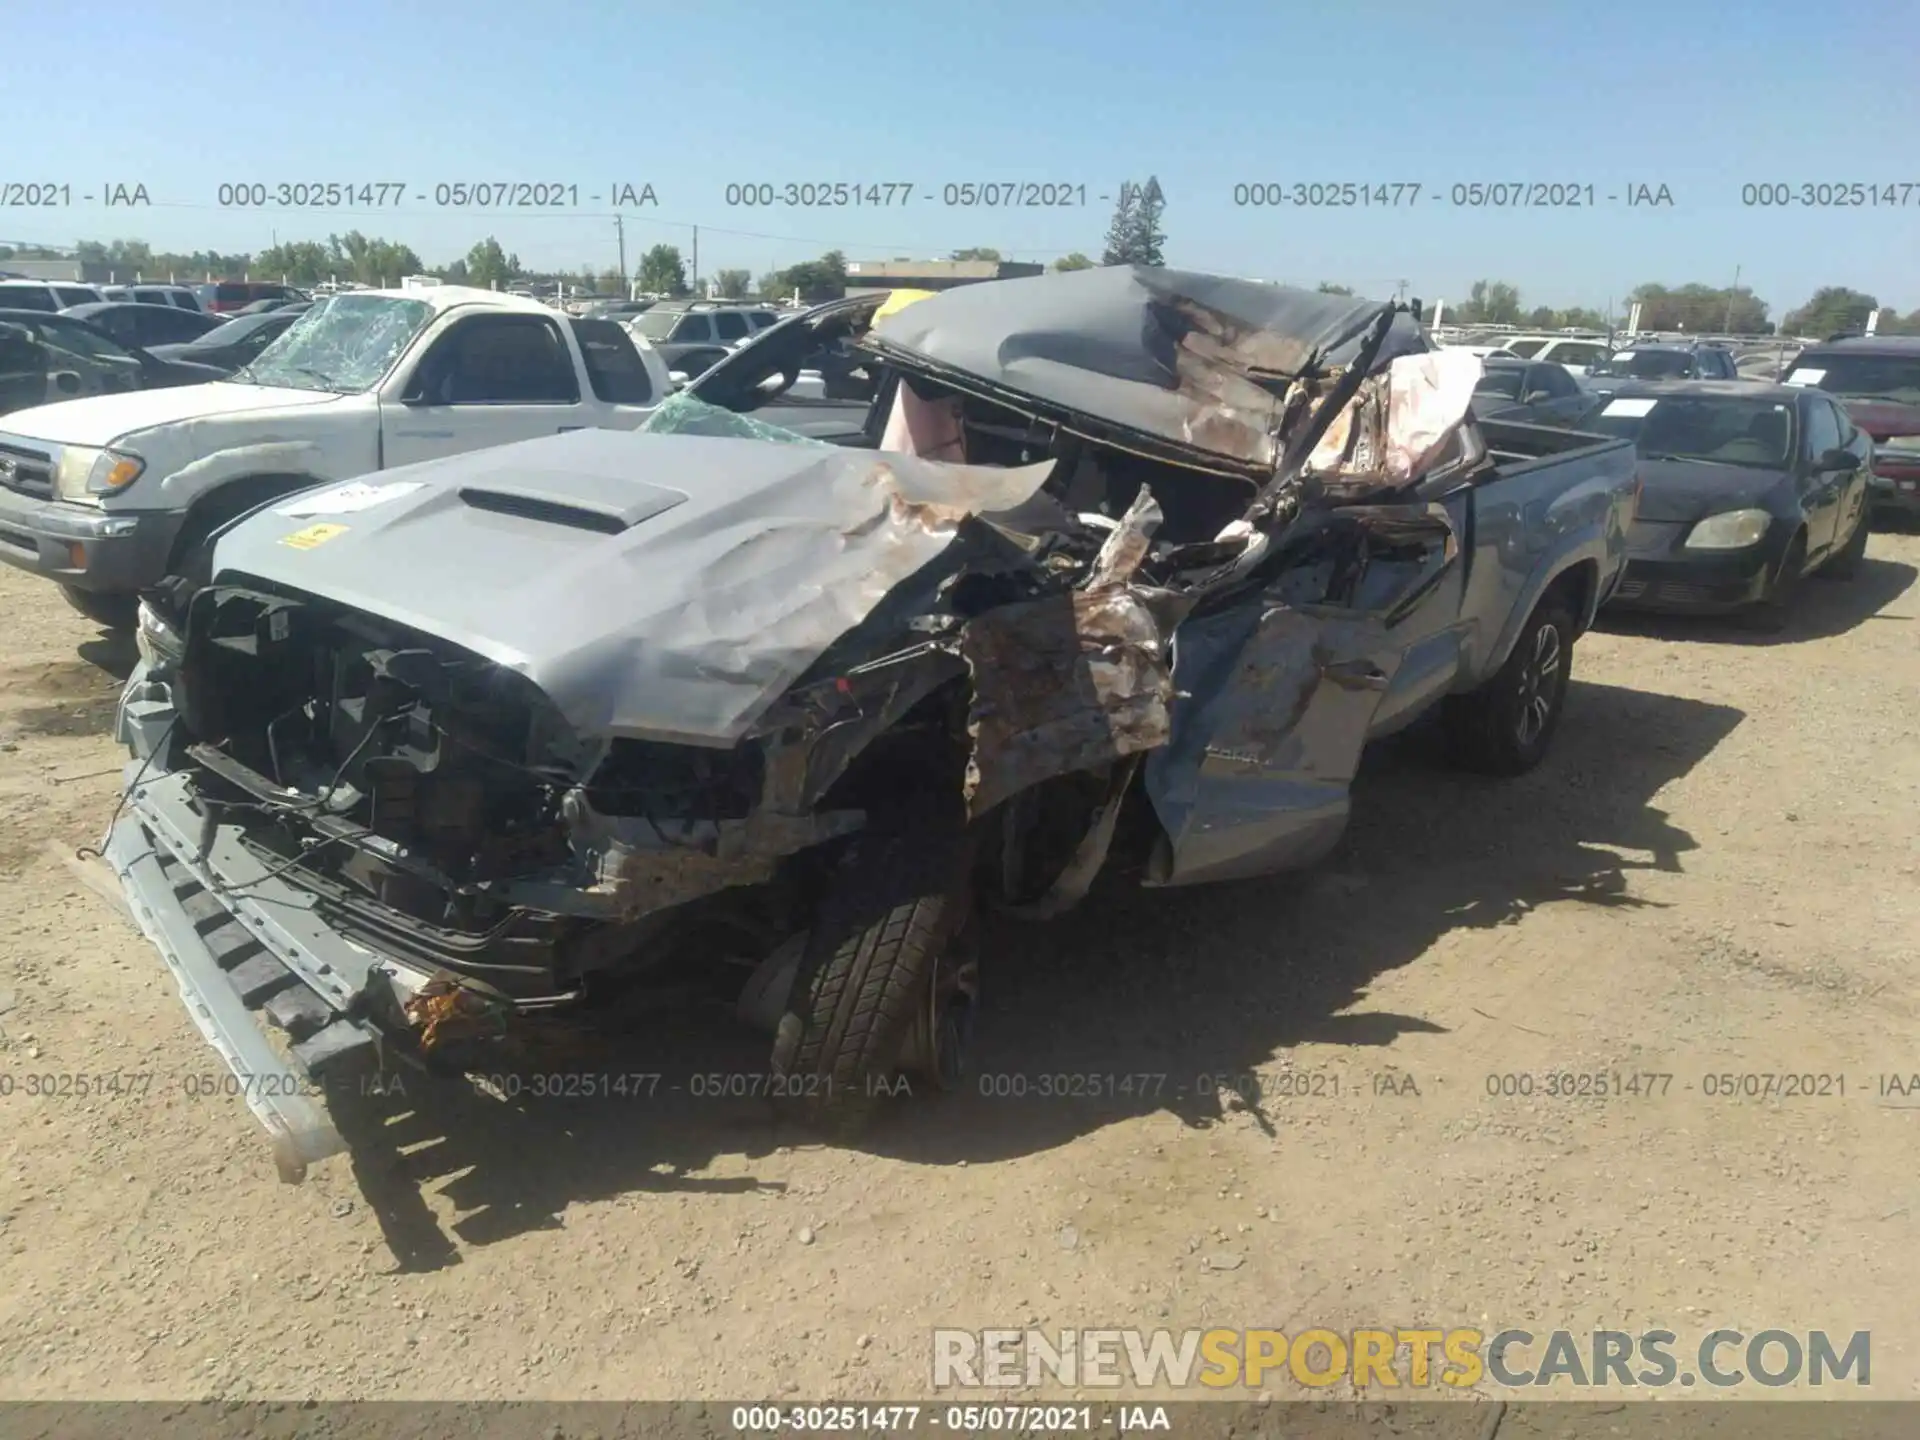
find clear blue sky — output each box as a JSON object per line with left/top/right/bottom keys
{"left": 4, "top": 0, "right": 1914, "bottom": 318}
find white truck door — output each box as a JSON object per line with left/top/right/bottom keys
{"left": 381, "top": 311, "right": 599, "bottom": 468}
{"left": 562, "top": 315, "right": 667, "bottom": 430}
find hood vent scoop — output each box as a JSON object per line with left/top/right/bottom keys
{"left": 456, "top": 474, "right": 688, "bottom": 534}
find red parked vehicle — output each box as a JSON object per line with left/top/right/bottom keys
{"left": 1782, "top": 335, "right": 1920, "bottom": 523}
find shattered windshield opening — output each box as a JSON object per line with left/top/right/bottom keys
{"left": 638, "top": 391, "right": 833, "bottom": 446}
{"left": 235, "top": 295, "right": 434, "bottom": 393}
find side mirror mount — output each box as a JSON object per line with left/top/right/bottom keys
{"left": 52, "top": 370, "right": 82, "bottom": 395}
{"left": 1818, "top": 447, "right": 1859, "bottom": 473}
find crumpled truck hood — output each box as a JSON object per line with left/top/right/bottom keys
{"left": 867, "top": 265, "right": 1430, "bottom": 473}
{"left": 208, "top": 428, "right": 1055, "bottom": 746}
{"left": 0, "top": 381, "right": 343, "bottom": 447}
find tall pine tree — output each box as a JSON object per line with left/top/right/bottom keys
{"left": 1129, "top": 176, "right": 1166, "bottom": 266}
{"left": 1100, "top": 182, "right": 1139, "bottom": 265}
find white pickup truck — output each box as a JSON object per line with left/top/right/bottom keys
{"left": 0, "top": 286, "right": 673, "bottom": 627}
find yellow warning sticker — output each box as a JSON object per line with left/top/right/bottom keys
{"left": 279, "top": 523, "right": 349, "bottom": 551}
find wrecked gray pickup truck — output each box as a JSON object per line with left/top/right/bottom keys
{"left": 103, "top": 268, "right": 1636, "bottom": 1179}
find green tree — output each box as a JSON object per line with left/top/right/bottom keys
{"left": 765, "top": 250, "right": 847, "bottom": 303}
{"left": 1780, "top": 286, "right": 1879, "bottom": 337}
{"left": 1455, "top": 280, "right": 1524, "bottom": 326}
{"left": 597, "top": 267, "right": 626, "bottom": 294}
{"left": 1316, "top": 282, "right": 1354, "bottom": 296}
{"left": 1557, "top": 306, "right": 1609, "bottom": 331}
{"left": 75, "top": 238, "right": 155, "bottom": 278}
{"left": 1053, "top": 252, "right": 1094, "bottom": 271}
{"left": 950, "top": 247, "right": 1002, "bottom": 261}
{"left": 253, "top": 241, "right": 333, "bottom": 287}
{"left": 1127, "top": 176, "right": 1166, "bottom": 266}
{"left": 1526, "top": 305, "right": 1557, "bottom": 327}
{"left": 714, "top": 268, "right": 752, "bottom": 299}
{"left": 324, "top": 232, "right": 423, "bottom": 287}
{"left": 637, "top": 243, "right": 688, "bottom": 296}
{"left": 1630, "top": 282, "right": 1769, "bottom": 334}
{"left": 464, "top": 236, "right": 523, "bottom": 290}
{"left": 756, "top": 270, "right": 788, "bottom": 300}
{"left": 1100, "top": 184, "right": 1138, "bottom": 265}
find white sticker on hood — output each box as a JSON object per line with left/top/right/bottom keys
{"left": 1601, "top": 397, "right": 1659, "bottom": 417}
{"left": 278, "top": 480, "right": 424, "bottom": 517}
{"left": 1783, "top": 368, "right": 1825, "bottom": 386}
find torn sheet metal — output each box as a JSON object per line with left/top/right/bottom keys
{"left": 961, "top": 583, "right": 1193, "bottom": 816}
{"left": 868, "top": 266, "right": 1428, "bottom": 472}
{"left": 1307, "top": 350, "right": 1482, "bottom": 492}
{"left": 1084, "top": 486, "right": 1163, "bottom": 589}
{"left": 206, "top": 428, "right": 1057, "bottom": 748}
{"left": 549, "top": 789, "right": 867, "bottom": 919}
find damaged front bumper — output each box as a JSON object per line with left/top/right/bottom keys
{"left": 110, "top": 662, "right": 430, "bottom": 1183}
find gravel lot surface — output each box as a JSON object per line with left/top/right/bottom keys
{"left": 1, "top": 533, "right": 1916, "bottom": 1404}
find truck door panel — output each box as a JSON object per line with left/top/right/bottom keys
{"left": 1144, "top": 501, "right": 1458, "bottom": 887}
{"left": 381, "top": 314, "right": 588, "bottom": 469}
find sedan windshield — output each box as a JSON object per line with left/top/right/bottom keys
{"left": 1577, "top": 394, "right": 1796, "bottom": 469}
{"left": 237, "top": 295, "right": 433, "bottom": 392}
{"left": 1784, "top": 354, "right": 1920, "bottom": 406}
{"left": 1590, "top": 349, "right": 1695, "bottom": 379}
{"left": 183, "top": 313, "right": 279, "bottom": 350}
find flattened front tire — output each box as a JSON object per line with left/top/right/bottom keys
{"left": 1443, "top": 600, "right": 1575, "bottom": 776}
{"left": 61, "top": 585, "right": 137, "bottom": 632}
{"left": 771, "top": 836, "right": 974, "bottom": 1137}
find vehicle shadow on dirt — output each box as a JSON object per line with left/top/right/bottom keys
{"left": 1594, "top": 555, "right": 1916, "bottom": 647}
{"left": 327, "top": 678, "right": 1741, "bottom": 1267}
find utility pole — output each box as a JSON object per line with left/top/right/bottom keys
{"left": 614, "top": 214, "right": 626, "bottom": 293}
{"left": 1723, "top": 264, "right": 1741, "bottom": 334}
{"left": 691, "top": 225, "right": 698, "bottom": 294}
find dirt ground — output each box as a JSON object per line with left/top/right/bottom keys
{"left": 1, "top": 533, "right": 1917, "bottom": 1406}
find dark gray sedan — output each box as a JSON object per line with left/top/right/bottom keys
{"left": 1471, "top": 355, "right": 1589, "bottom": 424}
{"left": 144, "top": 307, "right": 305, "bottom": 376}
{"left": 1578, "top": 381, "right": 1872, "bottom": 630}
{"left": 59, "top": 301, "right": 225, "bottom": 350}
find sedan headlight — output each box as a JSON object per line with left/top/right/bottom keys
{"left": 1878, "top": 433, "right": 1920, "bottom": 458}
{"left": 1684, "top": 508, "right": 1771, "bottom": 550}
{"left": 135, "top": 598, "right": 185, "bottom": 672}
{"left": 52, "top": 446, "right": 145, "bottom": 503}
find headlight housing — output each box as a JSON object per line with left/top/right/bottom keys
{"left": 1684, "top": 508, "right": 1771, "bottom": 550}
{"left": 135, "top": 598, "right": 185, "bottom": 673}
{"left": 52, "top": 446, "right": 145, "bottom": 503}
{"left": 1878, "top": 433, "right": 1920, "bottom": 459}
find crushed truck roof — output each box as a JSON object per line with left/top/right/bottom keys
{"left": 866, "top": 265, "right": 1429, "bottom": 473}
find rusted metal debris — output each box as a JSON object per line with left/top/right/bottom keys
{"left": 960, "top": 583, "right": 1194, "bottom": 816}
{"left": 404, "top": 973, "right": 512, "bottom": 1051}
